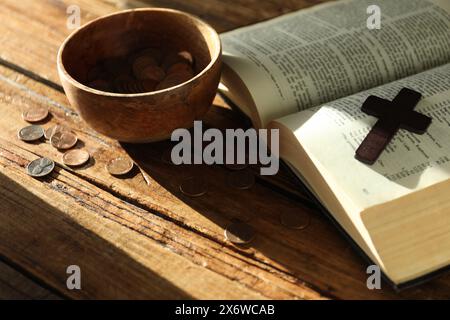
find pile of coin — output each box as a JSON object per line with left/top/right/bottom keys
{"left": 87, "top": 47, "right": 195, "bottom": 94}
{"left": 18, "top": 104, "right": 92, "bottom": 177}
{"left": 17, "top": 99, "right": 311, "bottom": 239}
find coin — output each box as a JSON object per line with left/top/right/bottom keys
{"left": 227, "top": 169, "right": 255, "bottom": 190}
{"left": 156, "top": 72, "right": 192, "bottom": 90}
{"left": 26, "top": 157, "right": 55, "bottom": 177}
{"left": 130, "top": 48, "right": 163, "bottom": 65}
{"left": 141, "top": 79, "right": 158, "bottom": 92}
{"left": 88, "top": 79, "right": 111, "bottom": 92}
{"left": 106, "top": 157, "right": 134, "bottom": 176}
{"left": 132, "top": 55, "right": 158, "bottom": 75}
{"left": 44, "top": 125, "right": 70, "bottom": 140}
{"left": 62, "top": 149, "right": 90, "bottom": 167}
{"left": 22, "top": 107, "right": 49, "bottom": 123}
{"left": 166, "top": 62, "right": 194, "bottom": 76}
{"left": 179, "top": 176, "right": 207, "bottom": 197}
{"left": 178, "top": 51, "right": 194, "bottom": 65}
{"left": 18, "top": 125, "right": 44, "bottom": 142}
{"left": 280, "top": 211, "right": 311, "bottom": 230}
{"left": 50, "top": 131, "right": 78, "bottom": 150}
{"left": 224, "top": 221, "right": 255, "bottom": 245}
{"left": 161, "top": 51, "right": 193, "bottom": 70}
{"left": 136, "top": 65, "right": 165, "bottom": 82}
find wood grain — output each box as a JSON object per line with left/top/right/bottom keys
{"left": 0, "top": 0, "right": 449, "bottom": 299}
{"left": 0, "top": 261, "right": 62, "bottom": 300}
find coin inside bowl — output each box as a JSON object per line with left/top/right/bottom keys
{"left": 60, "top": 9, "right": 217, "bottom": 94}
{"left": 57, "top": 8, "right": 222, "bottom": 142}
{"left": 85, "top": 47, "right": 197, "bottom": 93}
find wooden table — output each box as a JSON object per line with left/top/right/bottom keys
{"left": 1, "top": 0, "right": 449, "bottom": 300}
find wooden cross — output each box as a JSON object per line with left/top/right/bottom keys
{"left": 355, "top": 88, "right": 432, "bottom": 164}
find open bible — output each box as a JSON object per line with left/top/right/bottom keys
{"left": 219, "top": 0, "right": 450, "bottom": 287}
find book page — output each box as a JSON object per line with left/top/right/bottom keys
{"left": 277, "top": 63, "right": 450, "bottom": 212}
{"left": 221, "top": 0, "right": 450, "bottom": 127}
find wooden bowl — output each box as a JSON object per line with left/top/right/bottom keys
{"left": 57, "top": 8, "right": 222, "bottom": 142}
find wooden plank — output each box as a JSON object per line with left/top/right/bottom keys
{"left": 1, "top": 0, "right": 449, "bottom": 299}
{"left": 0, "top": 66, "right": 325, "bottom": 300}
{"left": 0, "top": 261, "right": 62, "bottom": 300}
{"left": 0, "top": 0, "right": 330, "bottom": 85}
{"left": 3, "top": 61, "right": 450, "bottom": 300}
{"left": 105, "top": 0, "right": 331, "bottom": 31}
{"left": 0, "top": 137, "right": 275, "bottom": 299}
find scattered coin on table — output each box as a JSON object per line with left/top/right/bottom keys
{"left": 26, "top": 157, "right": 55, "bottom": 178}
{"left": 62, "top": 149, "right": 90, "bottom": 167}
{"left": 280, "top": 211, "right": 311, "bottom": 230}
{"left": 44, "top": 124, "right": 70, "bottom": 140}
{"left": 18, "top": 125, "right": 44, "bottom": 142}
{"left": 106, "top": 157, "right": 134, "bottom": 176}
{"left": 224, "top": 221, "right": 255, "bottom": 245}
{"left": 227, "top": 169, "right": 255, "bottom": 190}
{"left": 22, "top": 106, "right": 49, "bottom": 123}
{"left": 179, "top": 176, "right": 207, "bottom": 197}
{"left": 50, "top": 131, "right": 78, "bottom": 150}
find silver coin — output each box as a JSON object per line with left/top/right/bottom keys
{"left": 227, "top": 169, "right": 255, "bottom": 190}
{"left": 280, "top": 211, "right": 311, "bottom": 230}
{"left": 224, "top": 221, "right": 255, "bottom": 245}
{"left": 179, "top": 176, "right": 207, "bottom": 197}
{"left": 26, "top": 157, "right": 55, "bottom": 177}
{"left": 18, "top": 125, "right": 44, "bottom": 142}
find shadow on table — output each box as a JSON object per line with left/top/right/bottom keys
{"left": 0, "top": 171, "right": 192, "bottom": 299}
{"left": 120, "top": 105, "right": 450, "bottom": 300}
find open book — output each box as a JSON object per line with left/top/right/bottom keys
{"left": 219, "top": 0, "right": 450, "bottom": 287}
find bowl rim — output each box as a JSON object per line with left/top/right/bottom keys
{"left": 57, "top": 8, "right": 222, "bottom": 97}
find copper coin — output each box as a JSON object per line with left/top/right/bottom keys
{"left": 155, "top": 72, "right": 192, "bottom": 90}
{"left": 224, "top": 221, "right": 255, "bottom": 245}
{"left": 130, "top": 48, "right": 163, "bottom": 65}
{"left": 132, "top": 55, "right": 157, "bottom": 71}
{"left": 44, "top": 125, "right": 70, "bottom": 140}
{"left": 26, "top": 157, "right": 55, "bottom": 178}
{"left": 161, "top": 51, "right": 193, "bottom": 70}
{"left": 141, "top": 79, "right": 158, "bottom": 92}
{"left": 166, "top": 62, "right": 194, "bottom": 76}
{"left": 227, "top": 169, "right": 255, "bottom": 190}
{"left": 18, "top": 125, "right": 44, "bottom": 142}
{"left": 136, "top": 65, "right": 165, "bottom": 82}
{"left": 179, "top": 177, "right": 207, "bottom": 197}
{"left": 88, "top": 79, "right": 111, "bottom": 92}
{"left": 50, "top": 131, "right": 78, "bottom": 150}
{"left": 178, "top": 51, "right": 194, "bottom": 65}
{"left": 22, "top": 107, "right": 49, "bottom": 123}
{"left": 280, "top": 211, "right": 311, "bottom": 230}
{"left": 114, "top": 75, "right": 134, "bottom": 93}
{"left": 106, "top": 157, "right": 134, "bottom": 176}
{"left": 62, "top": 149, "right": 90, "bottom": 167}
